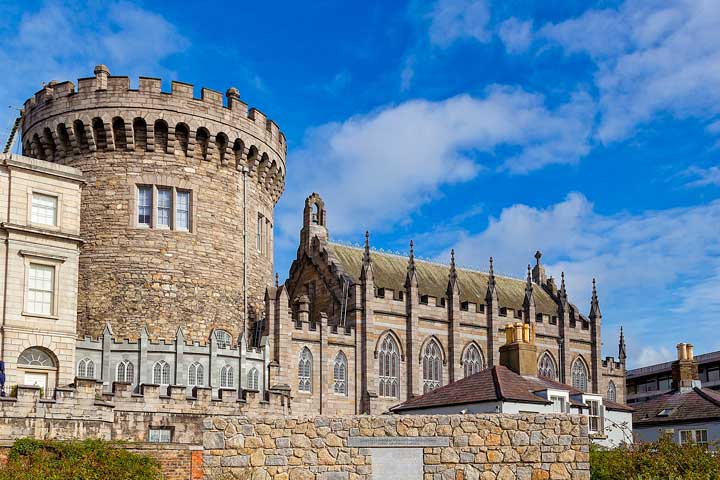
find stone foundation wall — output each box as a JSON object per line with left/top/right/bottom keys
{"left": 202, "top": 414, "right": 590, "bottom": 480}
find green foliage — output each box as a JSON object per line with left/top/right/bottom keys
{"left": 0, "top": 438, "right": 162, "bottom": 480}
{"left": 591, "top": 435, "right": 720, "bottom": 480}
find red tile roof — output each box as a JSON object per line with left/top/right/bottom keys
{"left": 633, "top": 387, "right": 720, "bottom": 426}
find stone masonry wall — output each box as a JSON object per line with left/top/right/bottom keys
{"left": 202, "top": 414, "right": 590, "bottom": 480}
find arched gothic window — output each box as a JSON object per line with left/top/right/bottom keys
{"left": 298, "top": 348, "right": 312, "bottom": 393}
{"left": 152, "top": 360, "right": 170, "bottom": 385}
{"left": 571, "top": 358, "right": 589, "bottom": 392}
{"left": 333, "top": 351, "right": 347, "bottom": 395}
{"left": 220, "top": 365, "right": 234, "bottom": 388}
{"left": 77, "top": 358, "right": 95, "bottom": 378}
{"left": 607, "top": 380, "right": 617, "bottom": 402}
{"left": 116, "top": 360, "right": 134, "bottom": 383}
{"left": 214, "top": 330, "right": 232, "bottom": 348}
{"left": 538, "top": 352, "right": 558, "bottom": 380}
{"left": 188, "top": 362, "right": 204, "bottom": 387}
{"left": 378, "top": 335, "right": 400, "bottom": 398}
{"left": 247, "top": 367, "right": 259, "bottom": 391}
{"left": 422, "top": 339, "right": 443, "bottom": 393}
{"left": 463, "top": 344, "right": 484, "bottom": 378}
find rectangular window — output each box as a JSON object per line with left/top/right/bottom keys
{"left": 708, "top": 368, "right": 720, "bottom": 382}
{"left": 157, "top": 188, "right": 172, "bottom": 227}
{"left": 658, "top": 377, "right": 672, "bottom": 390}
{"left": 550, "top": 395, "right": 566, "bottom": 413}
{"left": 137, "top": 186, "right": 152, "bottom": 226}
{"left": 176, "top": 190, "right": 190, "bottom": 230}
{"left": 27, "top": 263, "right": 54, "bottom": 315}
{"left": 586, "top": 400, "right": 603, "bottom": 433}
{"left": 31, "top": 193, "right": 58, "bottom": 226}
{"left": 148, "top": 428, "right": 172, "bottom": 443}
{"left": 680, "top": 429, "right": 708, "bottom": 446}
{"left": 257, "top": 213, "right": 263, "bottom": 252}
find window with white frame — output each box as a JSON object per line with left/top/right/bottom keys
{"left": 148, "top": 428, "right": 172, "bottom": 443}
{"left": 220, "top": 365, "right": 234, "bottom": 388}
{"left": 333, "top": 351, "right": 347, "bottom": 395}
{"left": 247, "top": 367, "right": 259, "bottom": 390}
{"left": 422, "top": 339, "right": 443, "bottom": 393}
{"left": 463, "top": 343, "right": 484, "bottom": 378}
{"left": 538, "top": 352, "right": 558, "bottom": 380}
{"left": 31, "top": 193, "right": 58, "bottom": 226}
{"left": 176, "top": 190, "right": 190, "bottom": 230}
{"left": 26, "top": 263, "right": 55, "bottom": 315}
{"left": 77, "top": 358, "right": 95, "bottom": 378}
{"left": 607, "top": 380, "right": 617, "bottom": 402}
{"left": 680, "top": 429, "right": 708, "bottom": 446}
{"left": 298, "top": 348, "right": 312, "bottom": 393}
{"left": 379, "top": 335, "right": 400, "bottom": 398}
{"left": 572, "top": 358, "right": 589, "bottom": 392}
{"left": 214, "top": 330, "right": 232, "bottom": 348}
{"left": 256, "top": 212, "right": 272, "bottom": 256}
{"left": 188, "top": 362, "right": 204, "bottom": 386}
{"left": 550, "top": 395, "right": 566, "bottom": 413}
{"left": 152, "top": 360, "right": 170, "bottom": 385}
{"left": 137, "top": 185, "right": 152, "bottom": 226}
{"left": 157, "top": 188, "right": 172, "bottom": 227}
{"left": 586, "top": 399, "right": 603, "bottom": 433}
{"left": 116, "top": 360, "right": 134, "bottom": 383}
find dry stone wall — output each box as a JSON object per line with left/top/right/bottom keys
{"left": 202, "top": 414, "right": 591, "bottom": 480}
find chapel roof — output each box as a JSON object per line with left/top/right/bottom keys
{"left": 328, "top": 243, "right": 560, "bottom": 315}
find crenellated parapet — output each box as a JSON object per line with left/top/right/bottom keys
{"left": 21, "top": 66, "right": 285, "bottom": 202}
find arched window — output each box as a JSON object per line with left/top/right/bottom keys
{"left": 607, "top": 380, "right": 617, "bottom": 402}
{"left": 298, "top": 348, "right": 312, "bottom": 393}
{"left": 422, "top": 339, "right": 443, "bottom": 393}
{"left": 18, "top": 347, "right": 55, "bottom": 367}
{"left": 116, "top": 360, "right": 134, "bottom": 383}
{"left": 152, "top": 360, "right": 170, "bottom": 385}
{"left": 214, "top": 330, "right": 232, "bottom": 349}
{"left": 188, "top": 362, "right": 204, "bottom": 387}
{"left": 220, "top": 365, "right": 234, "bottom": 388}
{"left": 378, "top": 335, "right": 400, "bottom": 398}
{"left": 333, "top": 351, "right": 347, "bottom": 395}
{"left": 247, "top": 367, "right": 259, "bottom": 391}
{"left": 77, "top": 358, "right": 95, "bottom": 378}
{"left": 538, "top": 352, "right": 558, "bottom": 380}
{"left": 462, "top": 344, "right": 484, "bottom": 378}
{"left": 571, "top": 358, "right": 589, "bottom": 392}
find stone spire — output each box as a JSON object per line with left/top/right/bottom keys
{"left": 589, "top": 278, "right": 601, "bottom": 319}
{"left": 485, "top": 257, "right": 497, "bottom": 302}
{"left": 447, "top": 249, "right": 459, "bottom": 295}
{"left": 619, "top": 326, "right": 627, "bottom": 363}
{"left": 523, "top": 264, "right": 536, "bottom": 320}
{"left": 559, "top": 272, "right": 568, "bottom": 307}
{"left": 275, "top": 272, "right": 279, "bottom": 288}
{"left": 532, "top": 250, "right": 546, "bottom": 285}
{"left": 360, "top": 231, "right": 373, "bottom": 282}
{"left": 405, "top": 240, "right": 418, "bottom": 288}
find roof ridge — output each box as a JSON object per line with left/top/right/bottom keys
{"left": 695, "top": 387, "right": 720, "bottom": 407}
{"left": 492, "top": 366, "right": 505, "bottom": 401}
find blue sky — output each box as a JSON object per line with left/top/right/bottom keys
{"left": 1, "top": 0, "right": 719, "bottom": 368}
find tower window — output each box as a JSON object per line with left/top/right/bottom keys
{"left": 135, "top": 185, "right": 192, "bottom": 231}
{"left": 26, "top": 263, "right": 55, "bottom": 315}
{"left": 31, "top": 193, "right": 58, "bottom": 226}
{"left": 137, "top": 186, "right": 152, "bottom": 226}
{"left": 176, "top": 190, "right": 190, "bottom": 230}
{"left": 157, "top": 188, "right": 172, "bottom": 227}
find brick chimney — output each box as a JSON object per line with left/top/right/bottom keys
{"left": 499, "top": 322, "right": 538, "bottom": 376}
{"left": 671, "top": 343, "right": 700, "bottom": 393}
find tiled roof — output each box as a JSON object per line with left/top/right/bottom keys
{"left": 329, "top": 244, "right": 560, "bottom": 315}
{"left": 633, "top": 387, "right": 720, "bottom": 426}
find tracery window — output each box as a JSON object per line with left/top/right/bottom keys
{"left": 462, "top": 344, "right": 484, "bottom": 378}
{"left": 152, "top": 360, "right": 170, "bottom": 385}
{"left": 378, "top": 335, "right": 400, "bottom": 398}
{"left": 116, "top": 360, "right": 134, "bottom": 383}
{"left": 247, "top": 367, "right": 259, "bottom": 390}
{"left": 538, "top": 352, "right": 558, "bottom": 380}
{"left": 333, "top": 351, "right": 347, "bottom": 395}
{"left": 422, "top": 339, "right": 443, "bottom": 393}
{"left": 188, "top": 362, "right": 204, "bottom": 387}
{"left": 298, "top": 348, "right": 312, "bottom": 393}
{"left": 572, "top": 358, "right": 589, "bottom": 392}
{"left": 220, "top": 365, "right": 234, "bottom": 388}
{"left": 607, "top": 380, "right": 617, "bottom": 402}
{"left": 215, "top": 330, "right": 232, "bottom": 348}
{"left": 77, "top": 358, "right": 95, "bottom": 378}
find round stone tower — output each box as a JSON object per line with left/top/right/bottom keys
{"left": 21, "top": 65, "right": 286, "bottom": 343}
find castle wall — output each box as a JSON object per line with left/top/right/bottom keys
{"left": 20, "top": 67, "right": 286, "bottom": 343}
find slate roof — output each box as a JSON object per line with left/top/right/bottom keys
{"left": 390, "top": 365, "right": 634, "bottom": 413}
{"left": 329, "top": 243, "right": 560, "bottom": 315}
{"left": 633, "top": 388, "right": 720, "bottom": 427}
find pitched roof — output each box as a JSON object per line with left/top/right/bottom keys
{"left": 633, "top": 387, "right": 720, "bottom": 426}
{"left": 328, "top": 243, "right": 560, "bottom": 315}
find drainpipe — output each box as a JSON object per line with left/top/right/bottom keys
{"left": 242, "top": 166, "right": 248, "bottom": 338}
{"left": 0, "top": 155, "right": 11, "bottom": 373}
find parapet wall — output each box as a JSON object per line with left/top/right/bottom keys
{"left": 202, "top": 414, "right": 591, "bottom": 480}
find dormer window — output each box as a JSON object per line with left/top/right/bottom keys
{"left": 461, "top": 301, "right": 469, "bottom": 311}
{"left": 499, "top": 307, "right": 507, "bottom": 317}
{"left": 420, "top": 295, "right": 429, "bottom": 305}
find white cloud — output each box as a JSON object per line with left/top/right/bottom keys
{"left": 635, "top": 346, "right": 675, "bottom": 368}
{"left": 684, "top": 166, "right": 720, "bottom": 187}
{"left": 427, "top": 0, "right": 491, "bottom": 48}
{"left": 541, "top": 0, "right": 720, "bottom": 142}
{"left": 276, "top": 86, "right": 594, "bottom": 239}
{"left": 498, "top": 18, "right": 533, "bottom": 54}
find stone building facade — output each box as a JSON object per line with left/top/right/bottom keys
{"left": 263, "top": 194, "right": 627, "bottom": 415}
{"left": 21, "top": 65, "right": 285, "bottom": 344}
{"left": 0, "top": 152, "right": 83, "bottom": 396}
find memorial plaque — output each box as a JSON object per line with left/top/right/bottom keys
{"left": 370, "top": 447, "right": 423, "bottom": 479}
{"left": 347, "top": 436, "right": 449, "bottom": 448}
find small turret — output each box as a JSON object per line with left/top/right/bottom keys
{"left": 300, "top": 193, "right": 328, "bottom": 255}
{"left": 486, "top": 256, "right": 496, "bottom": 302}
{"left": 619, "top": 326, "right": 627, "bottom": 364}
{"left": 532, "top": 250, "right": 546, "bottom": 285}
{"left": 447, "top": 249, "right": 458, "bottom": 295}
{"left": 589, "top": 278, "right": 601, "bottom": 319}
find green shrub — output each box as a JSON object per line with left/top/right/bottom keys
{"left": 0, "top": 438, "right": 162, "bottom": 480}
{"left": 591, "top": 435, "right": 720, "bottom": 480}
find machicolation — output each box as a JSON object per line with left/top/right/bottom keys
{"left": 20, "top": 65, "right": 286, "bottom": 344}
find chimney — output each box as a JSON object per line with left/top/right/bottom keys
{"left": 499, "top": 322, "right": 538, "bottom": 376}
{"left": 671, "top": 342, "right": 700, "bottom": 392}
{"left": 94, "top": 64, "right": 110, "bottom": 90}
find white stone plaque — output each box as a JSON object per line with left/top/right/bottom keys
{"left": 370, "top": 447, "right": 423, "bottom": 479}
{"left": 347, "top": 436, "right": 449, "bottom": 447}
